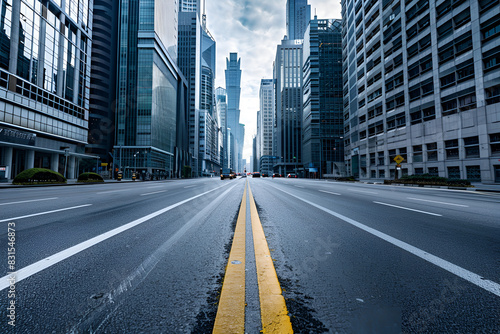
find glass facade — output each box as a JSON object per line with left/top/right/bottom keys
{"left": 286, "top": 0, "right": 311, "bottom": 40}
{"left": 302, "top": 18, "right": 344, "bottom": 178}
{"left": 225, "top": 52, "right": 243, "bottom": 172}
{"left": 116, "top": 0, "right": 180, "bottom": 175}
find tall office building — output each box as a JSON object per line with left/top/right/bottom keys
{"left": 216, "top": 87, "right": 228, "bottom": 167}
{"left": 256, "top": 109, "right": 261, "bottom": 169}
{"left": 116, "top": 0, "right": 186, "bottom": 179}
{"left": 0, "top": 0, "right": 95, "bottom": 180}
{"left": 273, "top": 38, "right": 303, "bottom": 176}
{"left": 178, "top": 11, "right": 201, "bottom": 176}
{"left": 225, "top": 52, "right": 243, "bottom": 172}
{"left": 87, "top": 0, "right": 119, "bottom": 170}
{"left": 342, "top": 0, "right": 500, "bottom": 183}
{"left": 179, "top": 0, "right": 200, "bottom": 14}
{"left": 286, "top": 0, "right": 311, "bottom": 40}
{"left": 302, "top": 17, "right": 344, "bottom": 178}
{"left": 259, "top": 79, "right": 274, "bottom": 174}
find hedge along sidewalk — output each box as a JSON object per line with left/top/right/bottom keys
{"left": 0, "top": 178, "right": 139, "bottom": 189}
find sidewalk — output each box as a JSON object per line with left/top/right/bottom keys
{"left": 0, "top": 178, "right": 174, "bottom": 189}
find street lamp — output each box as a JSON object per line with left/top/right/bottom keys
{"left": 134, "top": 151, "right": 139, "bottom": 173}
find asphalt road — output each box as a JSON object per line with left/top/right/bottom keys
{"left": 0, "top": 178, "right": 499, "bottom": 333}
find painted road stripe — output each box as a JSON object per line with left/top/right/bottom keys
{"left": 184, "top": 185, "right": 197, "bottom": 188}
{"left": 248, "top": 183, "right": 293, "bottom": 333}
{"left": 0, "top": 204, "right": 92, "bottom": 223}
{"left": 270, "top": 184, "right": 500, "bottom": 298}
{"left": 147, "top": 185, "right": 165, "bottom": 189}
{"left": 0, "top": 197, "right": 58, "bottom": 206}
{"left": 319, "top": 190, "right": 341, "bottom": 196}
{"left": 96, "top": 189, "right": 133, "bottom": 195}
{"left": 213, "top": 181, "right": 247, "bottom": 334}
{"left": 0, "top": 184, "right": 230, "bottom": 291}
{"left": 374, "top": 201, "right": 442, "bottom": 217}
{"left": 294, "top": 185, "right": 305, "bottom": 188}
{"left": 407, "top": 197, "right": 469, "bottom": 207}
{"left": 349, "top": 188, "right": 378, "bottom": 194}
{"left": 140, "top": 190, "right": 168, "bottom": 196}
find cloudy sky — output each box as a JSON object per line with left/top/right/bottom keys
{"left": 205, "top": 0, "right": 342, "bottom": 161}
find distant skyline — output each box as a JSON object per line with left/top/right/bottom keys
{"left": 206, "top": 0, "right": 342, "bottom": 160}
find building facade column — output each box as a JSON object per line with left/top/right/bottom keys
{"left": 51, "top": 153, "right": 60, "bottom": 173}
{"left": 37, "top": 7, "right": 48, "bottom": 88}
{"left": 2, "top": 147, "right": 13, "bottom": 179}
{"left": 8, "top": 0, "right": 21, "bottom": 74}
{"left": 56, "top": 14, "right": 66, "bottom": 97}
{"left": 73, "top": 29, "right": 81, "bottom": 105}
{"left": 26, "top": 150, "right": 35, "bottom": 170}
{"left": 68, "top": 155, "right": 76, "bottom": 179}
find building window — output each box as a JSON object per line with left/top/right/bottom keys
{"left": 415, "top": 167, "right": 424, "bottom": 175}
{"left": 371, "top": 170, "right": 377, "bottom": 178}
{"left": 464, "top": 136, "right": 480, "bottom": 158}
{"left": 448, "top": 166, "right": 460, "bottom": 179}
{"left": 428, "top": 167, "right": 439, "bottom": 176}
{"left": 483, "top": 46, "right": 500, "bottom": 72}
{"left": 479, "top": 0, "right": 500, "bottom": 14}
{"left": 413, "top": 145, "right": 423, "bottom": 162}
{"left": 481, "top": 15, "right": 500, "bottom": 42}
{"left": 466, "top": 165, "right": 481, "bottom": 181}
{"left": 490, "top": 133, "right": 500, "bottom": 156}
{"left": 485, "top": 84, "right": 500, "bottom": 105}
{"left": 379, "top": 169, "right": 385, "bottom": 178}
{"left": 370, "top": 153, "right": 376, "bottom": 165}
{"left": 445, "top": 139, "right": 459, "bottom": 159}
{"left": 427, "top": 142, "right": 438, "bottom": 161}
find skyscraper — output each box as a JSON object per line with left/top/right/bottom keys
{"left": 0, "top": 0, "right": 95, "bottom": 180}
{"left": 225, "top": 52, "right": 243, "bottom": 172}
{"left": 179, "top": 0, "right": 200, "bottom": 14}
{"left": 87, "top": 0, "right": 119, "bottom": 169}
{"left": 302, "top": 17, "right": 344, "bottom": 178}
{"left": 286, "top": 0, "right": 311, "bottom": 40}
{"left": 116, "top": 0, "right": 185, "bottom": 179}
{"left": 259, "top": 79, "right": 274, "bottom": 174}
{"left": 342, "top": 0, "right": 500, "bottom": 183}
{"left": 273, "top": 38, "right": 303, "bottom": 176}
{"left": 216, "top": 87, "right": 228, "bottom": 167}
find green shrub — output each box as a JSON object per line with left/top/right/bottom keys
{"left": 13, "top": 168, "right": 66, "bottom": 185}
{"left": 77, "top": 172, "right": 104, "bottom": 183}
{"left": 384, "top": 173, "right": 472, "bottom": 187}
{"left": 182, "top": 165, "right": 192, "bottom": 179}
{"left": 336, "top": 176, "right": 356, "bottom": 181}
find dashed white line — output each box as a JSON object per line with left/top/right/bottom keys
{"left": 269, "top": 184, "right": 500, "bottom": 298}
{"left": 294, "top": 185, "right": 305, "bottom": 188}
{"left": 319, "top": 190, "right": 341, "bottom": 196}
{"left": 184, "top": 185, "right": 197, "bottom": 188}
{"left": 0, "top": 197, "right": 58, "bottom": 206}
{"left": 140, "top": 190, "right": 168, "bottom": 196}
{"left": 0, "top": 204, "right": 93, "bottom": 223}
{"left": 374, "top": 201, "right": 442, "bottom": 217}
{"left": 0, "top": 183, "right": 232, "bottom": 291}
{"left": 348, "top": 189, "right": 378, "bottom": 195}
{"left": 96, "top": 189, "right": 133, "bottom": 195}
{"left": 407, "top": 197, "right": 469, "bottom": 207}
{"left": 147, "top": 186, "right": 165, "bottom": 189}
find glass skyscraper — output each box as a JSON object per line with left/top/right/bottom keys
{"left": 259, "top": 79, "right": 274, "bottom": 174}
{"left": 225, "top": 52, "right": 244, "bottom": 172}
{"left": 286, "top": 0, "right": 311, "bottom": 40}
{"left": 302, "top": 18, "right": 344, "bottom": 178}
{"left": 115, "top": 0, "right": 183, "bottom": 179}
{"left": 274, "top": 38, "right": 303, "bottom": 176}
{"left": 0, "top": 0, "right": 94, "bottom": 179}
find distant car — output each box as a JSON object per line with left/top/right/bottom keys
{"left": 252, "top": 172, "right": 261, "bottom": 178}
{"left": 287, "top": 173, "right": 297, "bottom": 178}
{"left": 272, "top": 173, "right": 282, "bottom": 178}
{"left": 241, "top": 173, "right": 247, "bottom": 178}
{"left": 261, "top": 172, "right": 269, "bottom": 177}
{"left": 220, "top": 168, "right": 235, "bottom": 180}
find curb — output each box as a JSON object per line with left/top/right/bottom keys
{"left": 0, "top": 179, "right": 174, "bottom": 189}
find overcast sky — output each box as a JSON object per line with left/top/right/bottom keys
{"left": 205, "top": 0, "right": 342, "bottom": 161}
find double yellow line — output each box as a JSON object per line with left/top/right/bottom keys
{"left": 213, "top": 180, "right": 293, "bottom": 334}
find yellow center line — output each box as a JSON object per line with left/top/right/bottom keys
{"left": 213, "top": 180, "right": 247, "bottom": 334}
{"left": 248, "top": 182, "right": 294, "bottom": 334}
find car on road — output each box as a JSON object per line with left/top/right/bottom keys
{"left": 261, "top": 172, "right": 269, "bottom": 177}
{"left": 287, "top": 173, "right": 297, "bottom": 178}
{"left": 252, "top": 172, "right": 261, "bottom": 178}
{"left": 220, "top": 168, "right": 235, "bottom": 180}
{"left": 272, "top": 173, "right": 282, "bottom": 178}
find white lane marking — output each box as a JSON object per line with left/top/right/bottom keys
{"left": 374, "top": 201, "right": 442, "bottom": 217}
{"left": 184, "top": 185, "right": 197, "bottom": 188}
{"left": 140, "top": 190, "right": 167, "bottom": 196}
{"left": 349, "top": 188, "right": 378, "bottom": 194}
{"left": 147, "top": 186, "right": 165, "bottom": 189}
{"left": 0, "top": 204, "right": 93, "bottom": 223}
{"left": 407, "top": 197, "right": 469, "bottom": 207}
{"left": 295, "top": 185, "right": 305, "bottom": 188}
{"left": 96, "top": 189, "right": 133, "bottom": 195}
{"left": 0, "top": 197, "right": 58, "bottom": 206}
{"left": 68, "top": 183, "right": 238, "bottom": 333}
{"left": 0, "top": 183, "right": 231, "bottom": 291}
{"left": 269, "top": 184, "right": 500, "bottom": 298}
{"left": 319, "top": 190, "right": 341, "bottom": 196}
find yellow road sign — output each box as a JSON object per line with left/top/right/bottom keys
{"left": 101, "top": 163, "right": 108, "bottom": 167}
{"left": 394, "top": 155, "right": 405, "bottom": 164}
